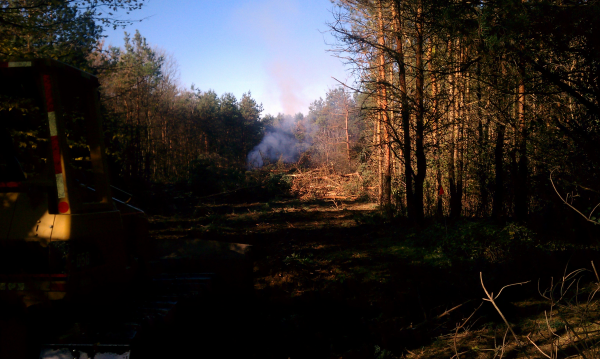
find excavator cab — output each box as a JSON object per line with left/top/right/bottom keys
{"left": 0, "top": 59, "right": 149, "bottom": 314}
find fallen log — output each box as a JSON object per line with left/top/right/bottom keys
{"left": 323, "top": 195, "right": 359, "bottom": 200}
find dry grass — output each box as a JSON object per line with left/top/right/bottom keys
{"left": 415, "top": 263, "right": 600, "bottom": 359}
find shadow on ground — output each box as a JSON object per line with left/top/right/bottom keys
{"left": 146, "top": 199, "right": 600, "bottom": 359}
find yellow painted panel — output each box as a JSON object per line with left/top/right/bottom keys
{"left": 47, "top": 292, "right": 66, "bottom": 301}
{"left": 51, "top": 215, "right": 71, "bottom": 240}
{"left": 7, "top": 193, "right": 55, "bottom": 245}
{"left": 51, "top": 211, "right": 122, "bottom": 241}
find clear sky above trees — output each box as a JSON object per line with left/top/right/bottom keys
{"left": 102, "top": 0, "right": 348, "bottom": 116}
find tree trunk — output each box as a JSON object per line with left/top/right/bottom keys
{"left": 377, "top": 112, "right": 383, "bottom": 204}
{"left": 448, "top": 38, "right": 460, "bottom": 218}
{"left": 345, "top": 106, "right": 351, "bottom": 165}
{"left": 428, "top": 42, "right": 443, "bottom": 217}
{"left": 514, "top": 67, "right": 528, "bottom": 221}
{"left": 476, "top": 62, "right": 488, "bottom": 216}
{"left": 377, "top": 0, "right": 392, "bottom": 215}
{"left": 392, "top": 0, "right": 414, "bottom": 219}
{"left": 413, "top": 0, "right": 426, "bottom": 222}
{"left": 492, "top": 121, "right": 506, "bottom": 219}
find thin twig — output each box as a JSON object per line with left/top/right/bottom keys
{"left": 545, "top": 311, "right": 559, "bottom": 338}
{"left": 592, "top": 261, "right": 600, "bottom": 283}
{"left": 457, "top": 302, "right": 483, "bottom": 331}
{"left": 500, "top": 327, "right": 508, "bottom": 359}
{"left": 526, "top": 333, "right": 552, "bottom": 359}
{"left": 453, "top": 324, "right": 461, "bottom": 359}
{"left": 551, "top": 169, "right": 600, "bottom": 225}
{"left": 450, "top": 351, "right": 469, "bottom": 359}
{"left": 495, "top": 280, "right": 532, "bottom": 300}
{"left": 413, "top": 300, "right": 477, "bottom": 330}
{"left": 480, "top": 272, "right": 528, "bottom": 347}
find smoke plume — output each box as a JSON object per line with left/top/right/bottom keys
{"left": 247, "top": 114, "right": 314, "bottom": 168}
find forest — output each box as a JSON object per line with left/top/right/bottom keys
{"left": 4, "top": 0, "right": 599, "bottom": 225}
{"left": 327, "top": 0, "right": 600, "bottom": 225}
{"left": 2, "top": 0, "right": 600, "bottom": 358}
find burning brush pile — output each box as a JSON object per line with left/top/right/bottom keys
{"left": 289, "top": 165, "right": 366, "bottom": 201}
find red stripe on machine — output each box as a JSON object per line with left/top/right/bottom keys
{"left": 50, "top": 136, "right": 62, "bottom": 174}
{"left": 43, "top": 75, "right": 55, "bottom": 112}
{"left": 0, "top": 62, "right": 8, "bottom": 68}
{"left": 0, "top": 182, "right": 22, "bottom": 188}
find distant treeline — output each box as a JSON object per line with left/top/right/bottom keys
{"left": 91, "top": 31, "right": 265, "bottom": 184}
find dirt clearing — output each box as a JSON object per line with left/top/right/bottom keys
{"left": 149, "top": 199, "right": 600, "bottom": 358}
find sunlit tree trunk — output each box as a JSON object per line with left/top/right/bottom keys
{"left": 447, "top": 38, "right": 459, "bottom": 218}
{"left": 428, "top": 42, "right": 443, "bottom": 217}
{"left": 514, "top": 66, "right": 528, "bottom": 221}
{"left": 345, "top": 105, "right": 351, "bottom": 165}
{"left": 377, "top": 0, "right": 392, "bottom": 214}
{"left": 377, "top": 112, "right": 382, "bottom": 203}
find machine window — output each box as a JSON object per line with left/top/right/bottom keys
{"left": 0, "top": 126, "right": 26, "bottom": 182}
{"left": 0, "top": 107, "right": 48, "bottom": 183}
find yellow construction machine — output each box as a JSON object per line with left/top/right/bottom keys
{"left": 0, "top": 59, "right": 153, "bottom": 358}
{"left": 0, "top": 59, "right": 253, "bottom": 359}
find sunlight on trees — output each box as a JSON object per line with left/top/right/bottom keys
{"left": 325, "top": 0, "right": 600, "bottom": 223}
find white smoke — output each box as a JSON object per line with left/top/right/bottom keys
{"left": 247, "top": 114, "right": 314, "bottom": 169}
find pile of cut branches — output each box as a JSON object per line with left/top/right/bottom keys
{"left": 289, "top": 165, "right": 366, "bottom": 200}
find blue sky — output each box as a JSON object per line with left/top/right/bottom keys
{"left": 102, "top": 0, "right": 349, "bottom": 116}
